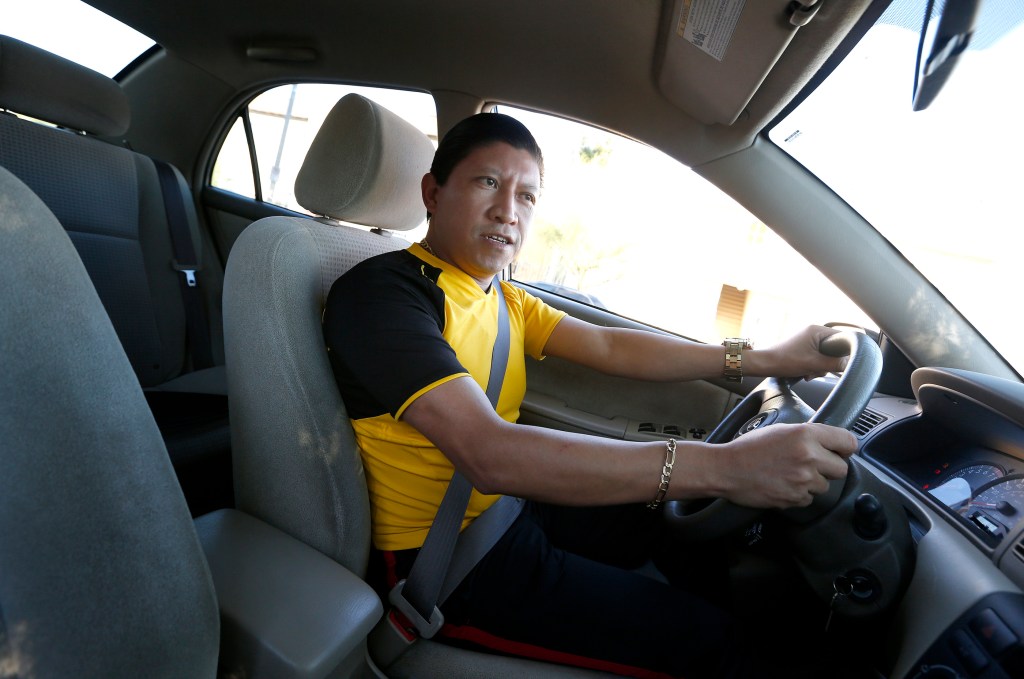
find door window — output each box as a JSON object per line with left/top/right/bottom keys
{"left": 497, "top": 105, "right": 876, "bottom": 347}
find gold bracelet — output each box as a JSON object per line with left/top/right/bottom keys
{"left": 646, "top": 438, "right": 677, "bottom": 509}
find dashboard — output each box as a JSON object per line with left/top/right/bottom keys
{"left": 852, "top": 367, "right": 1024, "bottom": 678}
{"left": 863, "top": 369, "right": 1024, "bottom": 573}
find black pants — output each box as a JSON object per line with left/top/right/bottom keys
{"left": 374, "top": 502, "right": 754, "bottom": 678}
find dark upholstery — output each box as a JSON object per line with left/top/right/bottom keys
{"left": 0, "top": 164, "right": 220, "bottom": 678}
{"left": 0, "top": 35, "right": 129, "bottom": 136}
{"left": 0, "top": 34, "right": 230, "bottom": 514}
{"left": 0, "top": 113, "right": 175, "bottom": 384}
{"left": 0, "top": 35, "right": 225, "bottom": 387}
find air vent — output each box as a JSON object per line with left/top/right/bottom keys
{"left": 1014, "top": 537, "right": 1024, "bottom": 565}
{"left": 850, "top": 408, "right": 888, "bottom": 438}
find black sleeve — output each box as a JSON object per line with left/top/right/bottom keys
{"left": 323, "top": 251, "right": 466, "bottom": 419}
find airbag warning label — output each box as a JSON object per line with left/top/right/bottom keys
{"left": 677, "top": 0, "right": 745, "bottom": 62}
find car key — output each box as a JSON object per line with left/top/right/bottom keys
{"left": 825, "top": 575, "right": 853, "bottom": 633}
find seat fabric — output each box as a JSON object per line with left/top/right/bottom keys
{"left": 0, "top": 34, "right": 225, "bottom": 388}
{"left": 0, "top": 34, "right": 231, "bottom": 514}
{"left": 0, "top": 164, "right": 220, "bottom": 678}
{"left": 225, "top": 216, "right": 409, "bottom": 575}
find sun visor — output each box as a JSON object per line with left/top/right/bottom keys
{"left": 656, "top": 0, "right": 820, "bottom": 126}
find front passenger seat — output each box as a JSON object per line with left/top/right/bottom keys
{"left": 0, "top": 164, "right": 220, "bottom": 677}
{"left": 0, "top": 155, "right": 382, "bottom": 679}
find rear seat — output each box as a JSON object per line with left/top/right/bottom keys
{"left": 0, "top": 35, "right": 231, "bottom": 514}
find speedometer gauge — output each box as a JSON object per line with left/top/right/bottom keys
{"left": 949, "top": 463, "right": 1005, "bottom": 490}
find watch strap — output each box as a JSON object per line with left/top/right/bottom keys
{"left": 722, "top": 337, "right": 752, "bottom": 382}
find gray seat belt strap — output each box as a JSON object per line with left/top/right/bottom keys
{"left": 438, "top": 494, "right": 524, "bottom": 605}
{"left": 389, "top": 276, "right": 515, "bottom": 638}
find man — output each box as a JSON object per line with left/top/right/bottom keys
{"left": 323, "top": 112, "right": 855, "bottom": 677}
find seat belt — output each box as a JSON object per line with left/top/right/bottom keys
{"left": 153, "top": 159, "right": 214, "bottom": 370}
{"left": 387, "top": 277, "right": 524, "bottom": 639}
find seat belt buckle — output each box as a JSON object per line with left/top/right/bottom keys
{"left": 172, "top": 261, "right": 200, "bottom": 287}
{"left": 388, "top": 579, "right": 444, "bottom": 639}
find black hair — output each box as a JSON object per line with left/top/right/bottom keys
{"left": 429, "top": 112, "right": 544, "bottom": 189}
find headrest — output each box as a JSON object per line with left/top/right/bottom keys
{"left": 295, "top": 93, "right": 434, "bottom": 232}
{"left": 0, "top": 35, "right": 130, "bottom": 136}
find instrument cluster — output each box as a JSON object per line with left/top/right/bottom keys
{"left": 918, "top": 461, "right": 1024, "bottom": 543}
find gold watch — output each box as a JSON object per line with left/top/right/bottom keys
{"left": 721, "top": 338, "right": 752, "bottom": 382}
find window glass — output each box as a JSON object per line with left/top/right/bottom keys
{"left": 499, "top": 106, "right": 876, "bottom": 346}
{"left": 769, "top": 0, "right": 1024, "bottom": 376}
{"left": 2, "top": 0, "right": 154, "bottom": 78}
{"left": 211, "top": 118, "right": 255, "bottom": 199}
{"left": 211, "top": 83, "right": 437, "bottom": 238}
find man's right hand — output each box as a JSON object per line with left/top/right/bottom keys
{"left": 712, "top": 423, "right": 857, "bottom": 509}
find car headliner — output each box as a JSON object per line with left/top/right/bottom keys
{"left": 89, "top": 0, "right": 873, "bottom": 168}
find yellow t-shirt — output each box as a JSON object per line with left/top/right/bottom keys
{"left": 323, "top": 243, "right": 566, "bottom": 550}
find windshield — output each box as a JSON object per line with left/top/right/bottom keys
{"left": 1, "top": 0, "right": 153, "bottom": 78}
{"left": 770, "top": 0, "right": 1024, "bottom": 377}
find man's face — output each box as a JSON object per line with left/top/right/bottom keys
{"left": 422, "top": 141, "right": 541, "bottom": 289}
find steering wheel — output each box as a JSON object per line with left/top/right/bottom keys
{"left": 664, "top": 331, "right": 883, "bottom": 539}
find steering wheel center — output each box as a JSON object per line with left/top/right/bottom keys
{"left": 736, "top": 408, "right": 780, "bottom": 438}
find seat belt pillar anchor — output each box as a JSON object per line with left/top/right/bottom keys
{"left": 172, "top": 262, "right": 199, "bottom": 287}
{"left": 388, "top": 579, "right": 444, "bottom": 639}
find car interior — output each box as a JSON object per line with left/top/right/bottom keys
{"left": 2, "top": 0, "right": 1023, "bottom": 678}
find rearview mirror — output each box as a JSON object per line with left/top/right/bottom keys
{"left": 912, "top": 0, "right": 982, "bottom": 111}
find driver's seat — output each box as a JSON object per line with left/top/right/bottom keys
{"left": 223, "top": 94, "right": 615, "bottom": 677}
